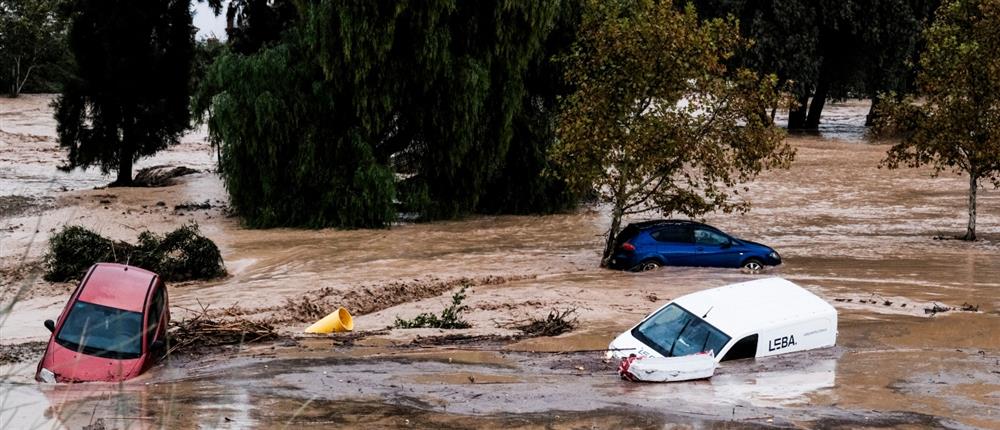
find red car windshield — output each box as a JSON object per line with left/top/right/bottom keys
{"left": 56, "top": 301, "right": 144, "bottom": 359}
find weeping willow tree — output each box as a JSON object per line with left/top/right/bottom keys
{"left": 301, "top": 0, "right": 574, "bottom": 219}
{"left": 193, "top": 31, "right": 396, "bottom": 228}
{"left": 197, "top": 0, "right": 579, "bottom": 228}
{"left": 478, "top": 0, "right": 582, "bottom": 214}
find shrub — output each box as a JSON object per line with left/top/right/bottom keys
{"left": 44, "top": 222, "right": 226, "bottom": 282}
{"left": 43, "top": 226, "right": 132, "bottom": 282}
{"left": 394, "top": 286, "right": 471, "bottom": 329}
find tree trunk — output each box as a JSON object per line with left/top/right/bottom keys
{"left": 10, "top": 59, "right": 21, "bottom": 98}
{"left": 602, "top": 206, "right": 624, "bottom": 267}
{"left": 964, "top": 173, "right": 977, "bottom": 241}
{"left": 865, "top": 95, "right": 883, "bottom": 127}
{"left": 805, "top": 78, "right": 829, "bottom": 129}
{"left": 114, "top": 124, "right": 135, "bottom": 186}
{"left": 787, "top": 93, "right": 809, "bottom": 130}
{"left": 115, "top": 150, "right": 134, "bottom": 186}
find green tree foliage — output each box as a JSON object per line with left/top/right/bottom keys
{"left": 301, "top": 1, "right": 574, "bottom": 219}
{"left": 54, "top": 0, "right": 194, "bottom": 186}
{"left": 876, "top": 0, "right": 1000, "bottom": 241}
{"left": 478, "top": 1, "right": 581, "bottom": 214}
{"left": 190, "top": 37, "right": 225, "bottom": 96}
{"left": 44, "top": 223, "right": 226, "bottom": 282}
{"left": 194, "top": 34, "right": 397, "bottom": 228}
{"left": 0, "top": 0, "right": 70, "bottom": 97}
{"left": 198, "top": 1, "right": 578, "bottom": 227}
{"left": 553, "top": 0, "right": 794, "bottom": 264}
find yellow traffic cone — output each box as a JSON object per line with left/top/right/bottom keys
{"left": 304, "top": 307, "right": 354, "bottom": 333}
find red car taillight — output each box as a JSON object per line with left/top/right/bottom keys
{"left": 621, "top": 242, "right": 635, "bottom": 252}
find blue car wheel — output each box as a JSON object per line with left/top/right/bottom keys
{"left": 742, "top": 258, "right": 764, "bottom": 273}
{"left": 637, "top": 260, "right": 661, "bottom": 272}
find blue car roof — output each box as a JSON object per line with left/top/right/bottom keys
{"left": 627, "top": 219, "right": 715, "bottom": 231}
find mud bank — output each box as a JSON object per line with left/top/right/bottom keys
{"left": 2, "top": 96, "right": 999, "bottom": 428}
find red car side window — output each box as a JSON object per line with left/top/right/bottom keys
{"left": 146, "top": 287, "right": 166, "bottom": 347}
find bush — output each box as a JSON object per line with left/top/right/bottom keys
{"left": 43, "top": 226, "right": 132, "bottom": 282}
{"left": 394, "top": 287, "right": 471, "bottom": 329}
{"left": 44, "top": 222, "right": 226, "bottom": 282}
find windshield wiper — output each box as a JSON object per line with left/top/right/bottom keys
{"left": 667, "top": 317, "right": 694, "bottom": 357}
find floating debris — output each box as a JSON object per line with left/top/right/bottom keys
{"left": 168, "top": 305, "right": 277, "bottom": 355}
{"left": 511, "top": 308, "right": 578, "bottom": 337}
{"left": 133, "top": 165, "right": 198, "bottom": 187}
{"left": 924, "top": 303, "right": 951, "bottom": 316}
{"left": 174, "top": 200, "right": 213, "bottom": 211}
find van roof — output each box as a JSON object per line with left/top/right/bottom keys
{"left": 76, "top": 263, "right": 158, "bottom": 313}
{"left": 672, "top": 277, "right": 835, "bottom": 338}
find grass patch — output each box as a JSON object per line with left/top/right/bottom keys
{"left": 44, "top": 222, "right": 226, "bottom": 282}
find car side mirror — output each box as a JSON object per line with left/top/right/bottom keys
{"left": 44, "top": 319, "right": 55, "bottom": 333}
{"left": 720, "top": 241, "right": 732, "bottom": 249}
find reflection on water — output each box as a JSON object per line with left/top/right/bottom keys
{"left": 712, "top": 358, "right": 837, "bottom": 407}
{"left": 1, "top": 380, "right": 256, "bottom": 430}
{"left": 609, "top": 356, "right": 837, "bottom": 410}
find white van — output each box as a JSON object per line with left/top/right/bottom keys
{"left": 609, "top": 278, "right": 837, "bottom": 362}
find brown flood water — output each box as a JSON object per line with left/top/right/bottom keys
{"left": 2, "top": 96, "right": 999, "bottom": 429}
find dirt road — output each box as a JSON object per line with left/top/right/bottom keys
{"left": 2, "top": 96, "right": 998, "bottom": 429}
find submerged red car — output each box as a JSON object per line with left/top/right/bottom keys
{"left": 36, "top": 263, "right": 169, "bottom": 383}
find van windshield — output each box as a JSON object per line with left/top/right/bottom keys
{"left": 56, "top": 301, "right": 143, "bottom": 359}
{"left": 631, "top": 304, "right": 731, "bottom": 357}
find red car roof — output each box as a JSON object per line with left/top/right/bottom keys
{"left": 76, "top": 263, "right": 158, "bottom": 313}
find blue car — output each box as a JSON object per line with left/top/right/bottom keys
{"left": 608, "top": 220, "right": 781, "bottom": 272}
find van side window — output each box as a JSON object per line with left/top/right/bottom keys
{"left": 721, "top": 334, "right": 758, "bottom": 361}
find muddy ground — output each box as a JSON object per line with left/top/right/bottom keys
{"left": 1, "top": 95, "right": 999, "bottom": 429}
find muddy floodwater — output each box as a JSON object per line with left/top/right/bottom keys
{"left": 2, "top": 95, "right": 999, "bottom": 429}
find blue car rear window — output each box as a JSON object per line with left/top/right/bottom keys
{"left": 56, "top": 301, "right": 143, "bottom": 359}
{"left": 650, "top": 227, "right": 691, "bottom": 243}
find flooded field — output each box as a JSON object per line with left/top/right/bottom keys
{"left": 2, "top": 95, "right": 999, "bottom": 429}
